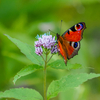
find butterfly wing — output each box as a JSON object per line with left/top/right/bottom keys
{"left": 57, "top": 22, "right": 86, "bottom": 65}
{"left": 66, "top": 41, "right": 80, "bottom": 59}
{"left": 57, "top": 33, "right": 68, "bottom": 65}
{"left": 62, "top": 22, "right": 86, "bottom": 42}
{"left": 57, "top": 36, "right": 80, "bottom": 64}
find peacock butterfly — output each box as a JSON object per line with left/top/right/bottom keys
{"left": 57, "top": 22, "right": 86, "bottom": 65}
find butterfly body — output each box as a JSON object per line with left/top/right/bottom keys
{"left": 57, "top": 22, "right": 86, "bottom": 65}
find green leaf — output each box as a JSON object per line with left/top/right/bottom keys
{"left": 47, "top": 73, "right": 100, "bottom": 99}
{"left": 48, "top": 59, "right": 82, "bottom": 70}
{"left": 4, "top": 34, "right": 43, "bottom": 65}
{"left": 13, "top": 64, "right": 43, "bottom": 84}
{"left": 0, "top": 88, "right": 43, "bottom": 100}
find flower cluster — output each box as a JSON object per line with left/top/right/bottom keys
{"left": 35, "top": 33, "right": 58, "bottom": 56}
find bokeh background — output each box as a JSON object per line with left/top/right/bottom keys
{"left": 0, "top": 0, "right": 100, "bottom": 100}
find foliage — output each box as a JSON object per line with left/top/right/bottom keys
{"left": 47, "top": 73, "right": 100, "bottom": 99}
{"left": 13, "top": 64, "right": 43, "bottom": 84}
{"left": 0, "top": 34, "right": 100, "bottom": 100}
{"left": 0, "top": 88, "right": 43, "bottom": 100}
{"left": 4, "top": 34, "right": 44, "bottom": 66}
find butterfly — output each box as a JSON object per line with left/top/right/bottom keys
{"left": 57, "top": 22, "right": 86, "bottom": 65}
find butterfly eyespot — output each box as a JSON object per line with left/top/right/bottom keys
{"left": 76, "top": 24, "right": 80, "bottom": 28}
{"left": 71, "top": 42, "right": 80, "bottom": 49}
{"left": 74, "top": 42, "right": 78, "bottom": 48}
{"left": 75, "top": 24, "right": 83, "bottom": 31}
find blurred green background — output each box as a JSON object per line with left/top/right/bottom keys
{"left": 0, "top": 0, "right": 100, "bottom": 100}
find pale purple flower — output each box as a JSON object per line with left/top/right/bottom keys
{"left": 35, "top": 47, "right": 43, "bottom": 56}
{"left": 51, "top": 45, "right": 58, "bottom": 54}
{"left": 35, "top": 32, "right": 58, "bottom": 56}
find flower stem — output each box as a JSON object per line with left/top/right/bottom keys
{"left": 47, "top": 54, "right": 53, "bottom": 63}
{"left": 44, "top": 52, "right": 47, "bottom": 100}
{"left": 41, "top": 55, "right": 45, "bottom": 62}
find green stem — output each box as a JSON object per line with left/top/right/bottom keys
{"left": 47, "top": 54, "right": 53, "bottom": 63}
{"left": 41, "top": 54, "right": 45, "bottom": 62}
{"left": 44, "top": 52, "right": 47, "bottom": 100}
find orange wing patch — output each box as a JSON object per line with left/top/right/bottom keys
{"left": 64, "top": 30, "right": 82, "bottom": 42}
{"left": 67, "top": 44, "right": 74, "bottom": 58}
{"left": 57, "top": 35, "right": 68, "bottom": 65}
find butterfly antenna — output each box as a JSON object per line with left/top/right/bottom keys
{"left": 49, "top": 29, "right": 56, "bottom": 34}
{"left": 49, "top": 29, "right": 57, "bottom": 43}
{"left": 59, "top": 20, "right": 63, "bottom": 35}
